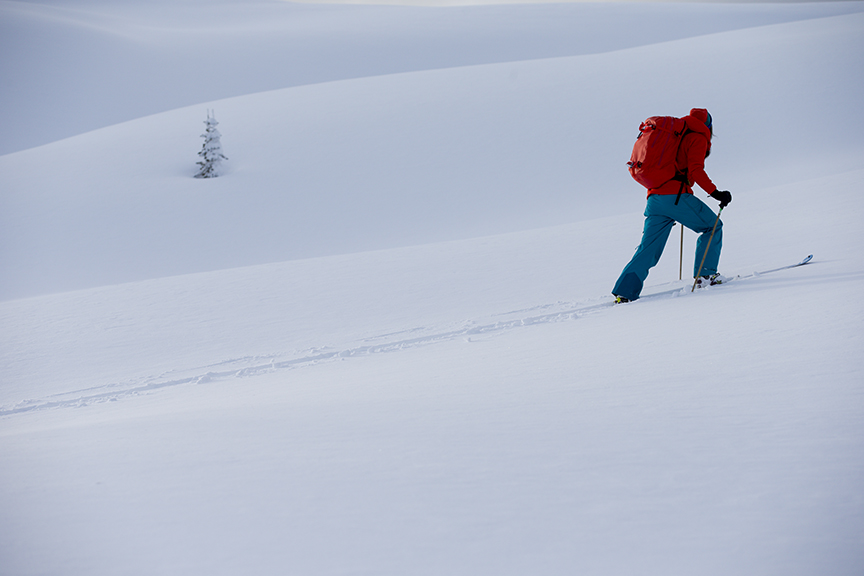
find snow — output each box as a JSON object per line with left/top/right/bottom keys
{"left": 3, "top": 0, "right": 864, "bottom": 156}
{"left": 2, "top": 1, "right": 864, "bottom": 575}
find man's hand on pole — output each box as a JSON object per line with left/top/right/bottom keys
{"left": 710, "top": 190, "right": 732, "bottom": 208}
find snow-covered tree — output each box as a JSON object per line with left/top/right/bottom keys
{"left": 194, "top": 110, "right": 227, "bottom": 178}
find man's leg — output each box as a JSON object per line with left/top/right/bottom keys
{"left": 612, "top": 200, "right": 676, "bottom": 300}
{"left": 671, "top": 194, "right": 723, "bottom": 277}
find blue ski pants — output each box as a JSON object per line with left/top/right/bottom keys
{"left": 612, "top": 193, "right": 722, "bottom": 301}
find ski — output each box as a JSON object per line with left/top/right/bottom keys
{"left": 721, "top": 254, "right": 814, "bottom": 285}
{"left": 618, "top": 255, "right": 814, "bottom": 303}
{"left": 753, "top": 254, "right": 813, "bottom": 275}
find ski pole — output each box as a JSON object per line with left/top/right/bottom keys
{"left": 679, "top": 223, "right": 684, "bottom": 281}
{"left": 691, "top": 207, "right": 723, "bottom": 292}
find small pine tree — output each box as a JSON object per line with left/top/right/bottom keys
{"left": 195, "top": 110, "right": 227, "bottom": 178}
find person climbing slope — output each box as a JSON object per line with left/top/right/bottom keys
{"left": 613, "top": 108, "right": 732, "bottom": 303}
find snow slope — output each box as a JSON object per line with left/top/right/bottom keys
{"left": 2, "top": 2, "right": 864, "bottom": 575}
{"left": 2, "top": 169, "right": 863, "bottom": 576}
{"left": 3, "top": 5, "right": 864, "bottom": 300}
{"left": 3, "top": 0, "right": 863, "bottom": 155}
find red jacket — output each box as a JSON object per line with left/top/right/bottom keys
{"left": 648, "top": 109, "right": 716, "bottom": 197}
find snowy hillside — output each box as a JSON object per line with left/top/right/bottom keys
{"left": 3, "top": 3, "right": 864, "bottom": 300}
{"left": 2, "top": 1, "right": 864, "bottom": 575}
{"left": 3, "top": 0, "right": 863, "bottom": 156}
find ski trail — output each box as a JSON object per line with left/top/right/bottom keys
{"left": 0, "top": 296, "right": 623, "bottom": 416}
{"left": 0, "top": 257, "right": 812, "bottom": 416}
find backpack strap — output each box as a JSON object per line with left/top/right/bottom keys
{"left": 672, "top": 128, "right": 692, "bottom": 205}
{"left": 673, "top": 174, "right": 688, "bottom": 205}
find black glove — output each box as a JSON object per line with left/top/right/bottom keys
{"left": 710, "top": 190, "right": 732, "bottom": 208}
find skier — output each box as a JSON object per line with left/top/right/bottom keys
{"left": 612, "top": 108, "right": 732, "bottom": 303}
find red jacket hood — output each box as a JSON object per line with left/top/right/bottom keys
{"left": 684, "top": 108, "right": 713, "bottom": 154}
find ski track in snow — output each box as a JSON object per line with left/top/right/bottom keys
{"left": 0, "top": 300, "right": 610, "bottom": 416}
{"left": 1, "top": 297, "right": 632, "bottom": 416}
{"left": 0, "top": 283, "right": 699, "bottom": 416}
{"left": 0, "top": 258, "right": 814, "bottom": 417}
